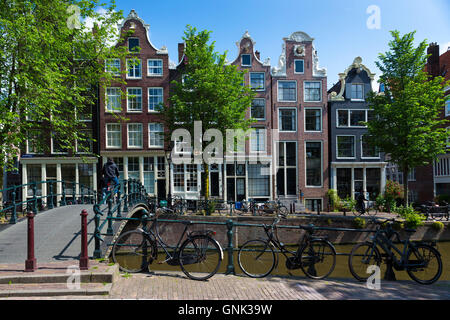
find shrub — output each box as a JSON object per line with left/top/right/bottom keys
{"left": 341, "top": 197, "right": 356, "bottom": 212}
{"left": 394, "top": 205, "right": 426, "bottom": 229}
{"left": 353, "top": 217, "right": 366, "bottom": 229}
{"left": 327, "top": 189, "right": 341, "bottom": 211}
{"left": 431, "top": 221, "right": 444, "bottom": 231}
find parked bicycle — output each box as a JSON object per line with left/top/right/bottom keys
{"left": 353, "top": 200, "right": 379, "bottom": 217}
{"left": 232, "top": 199, "right": 258, "bottom": 216}
{"left": 238, "top": 213, "right": 337, "bottom": 280}
{"left": 348, "top": 218, "right": 443, "bottom": 285}
{"left": 256, "top": 199, "right": 289, "bottom": 217}
{"left": 111, "top": 213, "right": 223, "bottom": 281}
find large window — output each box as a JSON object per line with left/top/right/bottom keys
{"left": 337, "top": 109, "right": 372, "bottom": 128}
{"left": 105, "top": 59, "right": 121, "bottom": 76}
{"left": 305, "top": 108, "right": 322, "bottom": 132}
{"left": 147, "top": 59, "right": 163, "bottom": 76}
{"left": 127, "top": 88, "right": 142, "bottom": 112}
{"left": 106, "top": 87, "right": 121, "bottom": 112}
{"left": 106, "top": 124, "right": 121, "bottom": 148}
{"left": 250, "top": 128, "right": 266, "bottom": 152}
{"left": 278, "top": 81, "right": 297, "bottom": 102}
{"left": 127, "top": 157, "right": 140, "bottom": 181}
{"left": 277, "top": 142, "right": 297, "bottom": 196}
{"left": 361, "top": 135, "right": 379, "bottom": 158}
{"left": 173, "top": 164, "right": 199, "bottom": 193}
{"left": 128, "top": 38, "right": 140, "bottom": 52}
{"left": 351, "top": 84, "right": 364, "bottom": 100}
{"left": 251, "top": 99, "right": 265, "bottom": 120}
{"left": 52, "top": 132, "right": 68, "bottom": 154}
{"left": 304, "top": 81, "right": 321, "bottom": 102}
{"left": 127, "top": 123, "right": 143, "bottom": 148}
{"left": 337, "top": 136, "right": 355, "bottom": 158}
{"left": 279, "top": 108, "right": 296, "bottom": 132}
{"left": 248, "top": 164, "right": 270, "bottom": 197}
{"left": 148, "top": 88, "right": 163, "bottom": 111}
{"left": 149, "top": 123, "right": 164, "bottom": 148}
{"left": 306, "top": 142, "right": 322, "bottom": 187}
{"left": 250, "top": 73, "right": 265, "bottom": 91}
{"left": 143, "top": 157, "right": 155, "bottom": 194}
{"left": 27, "top": 130, "right": 44, "bottom": 154}
{"left": 127, "top": 59, "right": 142, "bottom": 78}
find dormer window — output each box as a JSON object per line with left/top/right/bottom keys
{"left": 241, "top": 54, "right": 251, "bottom": 67}
{"left": 351, "top": 84, "right": 364, "bottom": 101}
{"left": 128, "top": 38, "right": 140, "bottom": 52}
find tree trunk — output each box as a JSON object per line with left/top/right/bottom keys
{"left": 403, "top": 167, "right": 409, "bottom": 207}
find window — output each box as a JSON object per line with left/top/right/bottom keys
{"left": 149, "top": 123, "right": 164, "bottom": 148}
{"left": 106, "top": 123, "right": 121, "bottom": 148}
{"left": 127, "top": 123, "right": 143, "bottom": 148}
{"left": 76, "top": 104, "right": 92, "bottom": 122}
{"left": 350, "top": 110, "right": 366, "bottom": 127}
{"left": 148, "top": 88, "right": 163, "bottom": 111}
{"left": 337, "top": 136, "right": 355, "bottom": 158}
{"left": 143, "top": 157, "right": 155, "bottom": 194}
{"left": 279, "top": 108, "right": 296, "bottom": 132}
{"left": 51, "top": 132, "right": 68, "bottom": 154}
{"left": 127, "top": 88, "right": 142, "bottom": 112}
{"left": 105, "top": 59, "right": 120, "bottom": 76}
{"left": 127, "top": 157, "right": 140, "bottom": 181}
{"left": 305, "top": 108, "right": 322, "bottom": 132}
{"left": 250, "top": 73, "right": 265, "bottom": 91}
{"left": 251, "top": 99, "right": 265, "bottom": 120}
{"left": 248, "top": 164, "right": 270, "bottom": 197}
{"left": 128, "top": 38, "right": 140, "bottom": 52}
{"left": 304, "top": 81, "right": 321, "bottom": 102}
{"left": 148, "top": 59, "right": 163, "bottom": 76}
{"left": 241, "top": 54, "right": 251, "bottom": 67}
{"left": 27, "top": 130, "right": 44, "bottom": 154}
{"left": 127, "top": 59, "right": 142, "bottom": 78}
{"left": 337, "top": 109, "right": 371, "bottom": 127}
{"left": 361, "top": 135, "right": 379, "bottom": 158}
{"left": 408, "top": 168, "right": 416, "bottom": 182}
{"left": 306, "top": 142, "right": 322, "bottom": 187}
{"left": 446, "top": 98, "right": 450, "bottom": 117}
{"left": 351, "top": 84, "right": 364, "bottom": 100}
{"left": 77, "top": 129, "right": 93, "bottom": 153}
{"left": 305, "top": 199, "right": 322, "bottom": 212}
{"left": 250, "top": 128, "right": 266, "bottom": 152}
{"left": 278, "top": 81, "right": 297, "bottom": 102}
{"left": 277, "top": 142, "right": 297, "bottom": 196}
{"left": 106, "top": 87, "right": 121, "bottom": 112}
{"left": 337, "top": 110, "right": 349, "bottom": 127}
{"left": 294, "top": 59, "right": 304, "bottom": 74}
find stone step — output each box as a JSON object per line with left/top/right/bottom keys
{"left": 0, "top": 282, "right": 112, "bottom": 298}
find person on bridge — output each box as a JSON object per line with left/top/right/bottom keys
{"left": 102, "top": 158, "right": 120, "bottom": 197}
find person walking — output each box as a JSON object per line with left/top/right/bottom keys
{"left": 102, "top": 158, "right": 120, "bottom": 197}
{"left": 356, "top": 191, "right": 367, "bottom": 215}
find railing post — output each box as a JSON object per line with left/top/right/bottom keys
{"left": 61, "top": 181, "right": 66, "bottom": 206}
{"left": 106, "top": 198, "right": 113, "bottom": 236}
{"left": 225, "top": 219, "right": 235, "bottom": 275}
{"left": 93, "top": 204, "right": 102, "bottom": 259}
{"left": 72, "top": 182, "right": 76, "bottom": 204}
{"left": 127, "top": 180, "right": 132, "bottom": 206}
{"left": 80, "top": 185, "right": 85, "bottom": 204}
{"left": 123, "top": 181, "right": 128, "bottom": 213}
{"left": 9, "top": 190, "right": 17, "bottom": 224}
{"left": 25, "top": 212, "right": 37, "bottom": 272}
{"left": 32, "top": 182, "right": 38, "bottom": 214}
{"left": 48, "top": 182, "right": 54, "bottom": 210}
{"left": 117, "top": 190, "right": 122, "bottom": 218}
{"left": 80, "top": 209, "right": 89, "bottom": 270}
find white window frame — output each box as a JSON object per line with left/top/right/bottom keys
{"left": 105, "top": 87, "right": 122, "bottom": 113}
{"left": 76, "top": 128, "right": 93, "bottom": 154}
{"left": 336, "top": 109, "right": 370, "bottom": 128}
{"left": 106, "top": 123, "right": 122, "bottom": 149}
{"left": 304, "top": 107, "right": 322, "bottom": 132}
{"left": 249, "top": 72, "right": 265, "bottom": 91}
{"left": 26, "top": 131, "right": 42, "bottom": 155}
{"left": 250, "top": 128, "right": 266, "bottom": 153}
{"left": 126, "top": 87, "right": 143, "bottom": 112}
{"left": 251, "top": 98, "right": 266, "bottom": 121}
{"left": 148, "top": 87, "right": 163, "bottom": 112}
{"left": 105, "top": 59, "right": 121, "bottom": 76}
{"left": 241, "top": 54, "right": 251, "bottom": 67}
{"left": 127, "top": 123, "right": 143, "bottom": 149}
{"left": 126, "top": 58, "right": 142, "bottom": 79}
{"left": 294, "top": 59, "right": 304, "bottom": 74}
{"left": 276, "top": 141, "right": 298, "bottom": 197}
{"left": 51, "top": 133, "right": 68, "bottom": 155}
{"left": 303, "top": 81, "right": 322, "bottom": 103}
{"left": 351, "top": 83, "right": 365, "bottom": 101}
{"left": 148, "top": 123, "right": 164, "bottom": 148}
{"left": 360, "top": 135, "right": 380, "bottom": 159}
{"left": 277, "top": 80, "right": 297, "bottom": 102}
{"left": 147, "top": 59, "right": 163, "bottom": 77}
{"left": 278, "top": 107, "right": 297, "bottom": 132}
{"left": 305, "top": 140, "right": 323, "bottom": 188}
{"left": 336, "top": 135, "right": 356, "bottom": 159}
{"left": 445, "top": 96, "right": 450, "bottom": 117}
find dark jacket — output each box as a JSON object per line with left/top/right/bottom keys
{"left": 102, "top": 160, "right": 119, "bottom": 179}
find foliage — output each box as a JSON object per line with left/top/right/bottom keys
{"left": 431, "top": 221, "right": 444, "bottom": 231}
{"left": 341, "top": 197, "right": 356, "bottom": 212}
{"left": 326, "top": 189, "right": 341, "bottom": 212}
{"left": 394, "top": 205, "right": 426, "bottom": 229}
{"left": 365, "top": 31, "right": 450, "bottom": 205}
{"left": 353, "top": 217, "right": 366, "bottom": 229}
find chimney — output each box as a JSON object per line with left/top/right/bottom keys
{"left": 255, "top": 50, "right": 260, "bottom": 60}
{"left": 427, "top": 42, "right": 440, "bottom": 76}
{"left": 178, "top": 43, "right": 185, "bottom": 63}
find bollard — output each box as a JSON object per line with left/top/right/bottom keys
{"left": 93, "top": 205, "right": 102, "bottom": 259}
{"left": 317, "top": 203, "right": 321, "bottom": 215}
{"left": 48, "top": 183, "right": 54, "bottom": 209}
{"left": 384, "top": 257, "right": 397, "bottom": 281}
{"left": 25, "top": 212, "right": 37, "bottom": 272}
{"left": 10, "top": 190, "right": 17, "bottom": 224}
{"left": 225, "top": 219, "right": 235, "bottom": 275}
{"left": 80, "top": 209, "right": 89, "bottom": 270}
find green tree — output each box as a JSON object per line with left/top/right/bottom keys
{"left": 0, "top": 1, "right": 128, "bottom": 196}
{"left": 159, "top": 25, "right": 255, "bottom": 203}
{"left": 365, "top": 31, "right": 450, "bottom": 205}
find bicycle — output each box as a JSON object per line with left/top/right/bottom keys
{"left": 237, "top": 214, "right": 337, "bottom": 280}
{"left": 111, "top": 213, "right": 223, "bottom": 281}
{"left": 256, "top": 199, "right": 289, "bottom": 217}
{"left": 232, "top": 199, "right": 258, "bottom": 216}
{"left": 348, "top": 218, "right": 443, "bottom": 285}
{"left": 353, "top": 200, "right": 379, "bottom": 217}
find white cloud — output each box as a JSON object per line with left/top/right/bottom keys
{"left": 440, "top": 42, "right": 450, "bottom": 55}
{"left": 82, "top": 7, "right": 123, "bottom": 47}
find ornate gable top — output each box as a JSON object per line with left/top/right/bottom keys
{"left": 284, "top": 31, "right": 314, "bottom": 42}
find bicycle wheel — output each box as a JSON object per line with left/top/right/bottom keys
{"left": 352, "top": 205, "right": 362, "bottom": 216}
{"left": 406, "top": 244, "right": 442, "bottom": 285}
{"left": 278, "top": 206, "right": 289, "bottom": 218}
{"left": 111, "top": 230, "right": 157, "bottom": 273}
{"left": 299, "top": 240, "right": 336, "bottom": 280}
{"left": 367, "top": 205, "right": 378, "bottom": 216}
{"left": 238, "top": 240, "right": 276, "bottom": 278}
{"left": 179, "top": 235, "right": 222, "bottom": 281}
{"left": 348, "top": 242, "right": 382, "bottom": 282}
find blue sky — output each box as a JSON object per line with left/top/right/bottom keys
{"left": 112, "top": 0, "right": 449, "bottom": 90}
